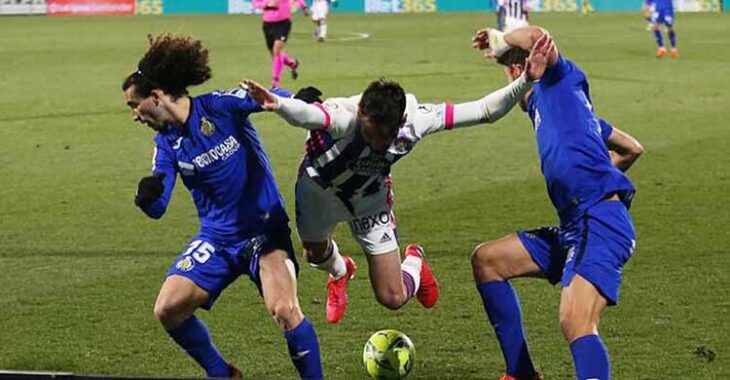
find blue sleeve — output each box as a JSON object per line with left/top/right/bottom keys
{"left": 141, "top": 135, "right": 177, "bottom": 219}
{"left": 598, "top": 118, "right": 614, "bottom": 142}
{"left": 541, "top": 55, "right": 573, "bottom": 87}
{"left": 216, "top": 87, "right": 293, "bottom": 116}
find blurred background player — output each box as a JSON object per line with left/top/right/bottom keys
{"left": 471, "top": 26, "right": 644, "bottom": 380}
{"left": 253, "top": 0, "right": 310, "bottom": 87}
{"left": 643, "top": 0, "right": 655, "bottom": 31}
{"left": 501, "top": 0, "right": 529, "bottom": 32}
{"left": 122, "top": 34, "right": 323, "bottom": 379}
{"left": 649, "top": 0, "right": 678, "bottom": 58}
{"left": 311, "top": 0, "right": 337, "bottom": 42}
{"left": 496, "top": 0, "right": 506, "bottom": 31}
{"left": 239, "top": 39, "right": 550, "bottom": 324}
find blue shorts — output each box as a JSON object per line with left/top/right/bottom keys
{"left": 651, "top": 9, "right": 675, "bottom": 27}
{"left": 518, "top": 200, "right": 636, "bottom": 305}
{"left": 166, "top": 222, "right": 298, "bottom": 310}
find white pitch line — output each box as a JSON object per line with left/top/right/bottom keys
{"left": 327, "top": 32, "right": 370, "bottom": 42}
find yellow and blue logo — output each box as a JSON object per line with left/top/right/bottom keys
{"left": 176, "top": 256, "right": 195, "bottom": 272}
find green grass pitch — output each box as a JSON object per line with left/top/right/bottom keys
{"left": 1, "top": 11, "right": 729, "bottom": 379}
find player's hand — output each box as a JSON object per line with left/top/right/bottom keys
{"left": 241, "top": 79, "right": 279, "bottom": 111}
{"left": 472, "top": 28, "right": 510, "bottom": 58}
{"left": 294, "top": 86, "right": 323, "bottom": 104}
{"left": 524, "top": 33, "right": 553, "bottom": 82}
{"left": 135, "top": 173, "right": 165, "bottom": 208}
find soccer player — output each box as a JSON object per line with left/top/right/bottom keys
{"left": 122, "top": 34, "right": 323, "bottom": 379}
{"left": 500, "top": 0, "right": 529, "bottom": 32}
{"left": 643, "top": 0, "right": 655, "bottom": 31}
{"left": 239, "top": 34, "right": 553, "bottom": 324}
{"left": 253, "top": 0, "right": 310, "bottom": 88}
{"left": 648, "top": 0, "right": 679, "bottom": 58}
{"left": 311, "top": 0, "right": 337, "bottom": 42}
{"left": 471, "top": 26, "right": 644, "bottom": 380}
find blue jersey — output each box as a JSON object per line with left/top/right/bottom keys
{"left": 526, "top": 56, "right": 635, "bottom": 225}
{"left": 142, "top": 88, "right": 291, "bottom": 242}
{"left": 653, "top": 0, "right": 673, "bottom": 11}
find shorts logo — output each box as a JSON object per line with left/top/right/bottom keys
{"left": 379, "top": 232, "right": 392, "bottom": 244}
{"left": 350, "top": 211, "right": 391, "bottom": 233}
{"left": 176, "top": 256, "right": 195, "bottom": 272}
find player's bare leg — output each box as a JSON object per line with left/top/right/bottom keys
{"left": 471, "top": 235, "right": 543, "bottom": 380}
{"left": 560, "top": 274, "right": 610, "bottom": 379}
{"left": 366, "top": 245, "right": 439, "bottom": 310}
{"left": 154, "top": 275, "right": 209, "bottom": 330}
{"left": 154, "top": 276, "right": 234, "bottom": 377}
{"left": 303, "top": 239, "right": 357, "bottom": 323}
{"left": 259, "top": 249, "right": 324, "bottom": 379}
{"left": 259, "top": 249, "right": 304, "bottom": 330}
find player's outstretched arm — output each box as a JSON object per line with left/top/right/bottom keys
{"left": 473, "top": 26, "right": 559, "bottom": 66}
{"left": 447, "top": 34, "right": 552, "bottom": 128}
{"left": 606, "top": 126, "right": 644, "bottom": 172}
{"left": 241, "top": 79, "right": 330, "bottom": 130}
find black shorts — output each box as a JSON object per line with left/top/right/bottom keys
{"left": 263, "top": 19, "right": 292, "bottom": 52}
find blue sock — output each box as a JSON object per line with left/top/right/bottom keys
{"left": 167, "top": 315, "right": 230, "bottom": 377}
{"left": 653, "top": 30, "right": 664, "bottom": 48}
{"left": 285, "top": 318, "right": 323, "bottom": 380}
{"left": 477, "top": 281, "right": 536, "bottom": 378}
{"left": 668, "top": 30, "right": 677, "bottom": 48}
{"left": 570, "top": 334, "right": 611, "bottom": 380}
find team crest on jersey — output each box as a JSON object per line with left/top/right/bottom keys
{"left": 200, "top": 117, "right": 216, "bottom": 137}
{"left": 176, "top": 256, "right": 195, "bottom": 272}
{"left": 324, "top": 102, "right": 340, "bottom": 112}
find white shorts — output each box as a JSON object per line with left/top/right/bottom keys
{"left": 311, "top": 0, "right": 329, "bottom": 21}
{"left": 295, "top": 174, "right": 398, "bottom": 255}
{"left": 505, "top": 17, "right": 529, "bottom": 32}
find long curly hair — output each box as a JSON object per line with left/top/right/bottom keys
{"left": 122, "top": 34, "right": 212, "bottom": 98}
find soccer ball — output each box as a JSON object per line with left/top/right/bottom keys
{"left": 362, "top": 329, "right": 415, "bottom": 379}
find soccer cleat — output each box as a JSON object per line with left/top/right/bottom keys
{"left": 326, "top": 255, "right": 357, "bottom": 324}
{"left": 670, "top": 48, "right": 679, "bottom": 58}
{"left": 405, "top": 244, "right": 439, "bottom": 308}
{"left": 291, "top": 58, "right": 300, "bottom": 80}
{"left": 656, "top": 47, "right": 667, "bottom": 58}
{"left": 229, "top": 364, "right": 243, "bottom": 380}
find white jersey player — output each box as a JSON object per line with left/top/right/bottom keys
{"left": 499, "top": 0, "right": 529, "bottom": 32}
{"left": 241, "top": 36, "right": 552, "bottom": 324}
{"left": 311, "top": 0, "right": 335, "bottom": 41}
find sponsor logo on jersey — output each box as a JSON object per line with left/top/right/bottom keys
{"left": 348, "top": 154, "right": 391, "bottom": 176}
{"left": 350, "top": 211, "right": 391, "bottom": 233}
{"left": 176, "top": 256, "right": 195, "bottom": 272}
{"left": 200, "top": 117, "right": 216, "bottom": 137}
{"left": 192, "top": 135, "right": 241, "bottom": 169}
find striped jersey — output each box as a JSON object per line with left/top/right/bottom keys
{"left": 499, "top": 0, "right": 528, "bottom": 21}
{"left": 300, "top": 94, "right": 455, "bottom": 202}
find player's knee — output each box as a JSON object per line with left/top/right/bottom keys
{"left": 154, "top": 299, "right": 186, "bottom": 327}
{"left": 559, "top": 310, "right": 596, "bottom": 342}
{"left": 471, "top": 242, "right": 506, "bottom": 281}
{"left": 375, "top": 289, "right": 406, "bottom": 310}
{"left": 269, "top": 298, "right": 302, "bottom": 328}
{"left": 302, "top": 242, "right": 328, "bottom": 264}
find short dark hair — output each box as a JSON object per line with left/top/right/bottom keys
{"left": 497, "top": 47, "right": 530, "bottom": 67}
{"left": 359, "top": 78, "right": 406, "bottom": 140}
{"left": 122, "top": 34, "right": 212, "bottom": 98}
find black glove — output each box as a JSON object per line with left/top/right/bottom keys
{"left": 294, "top": 86, "right": 323, "bottom": 104}
{"left": 135, "top": 173, "right": 165, "bottom": 208}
